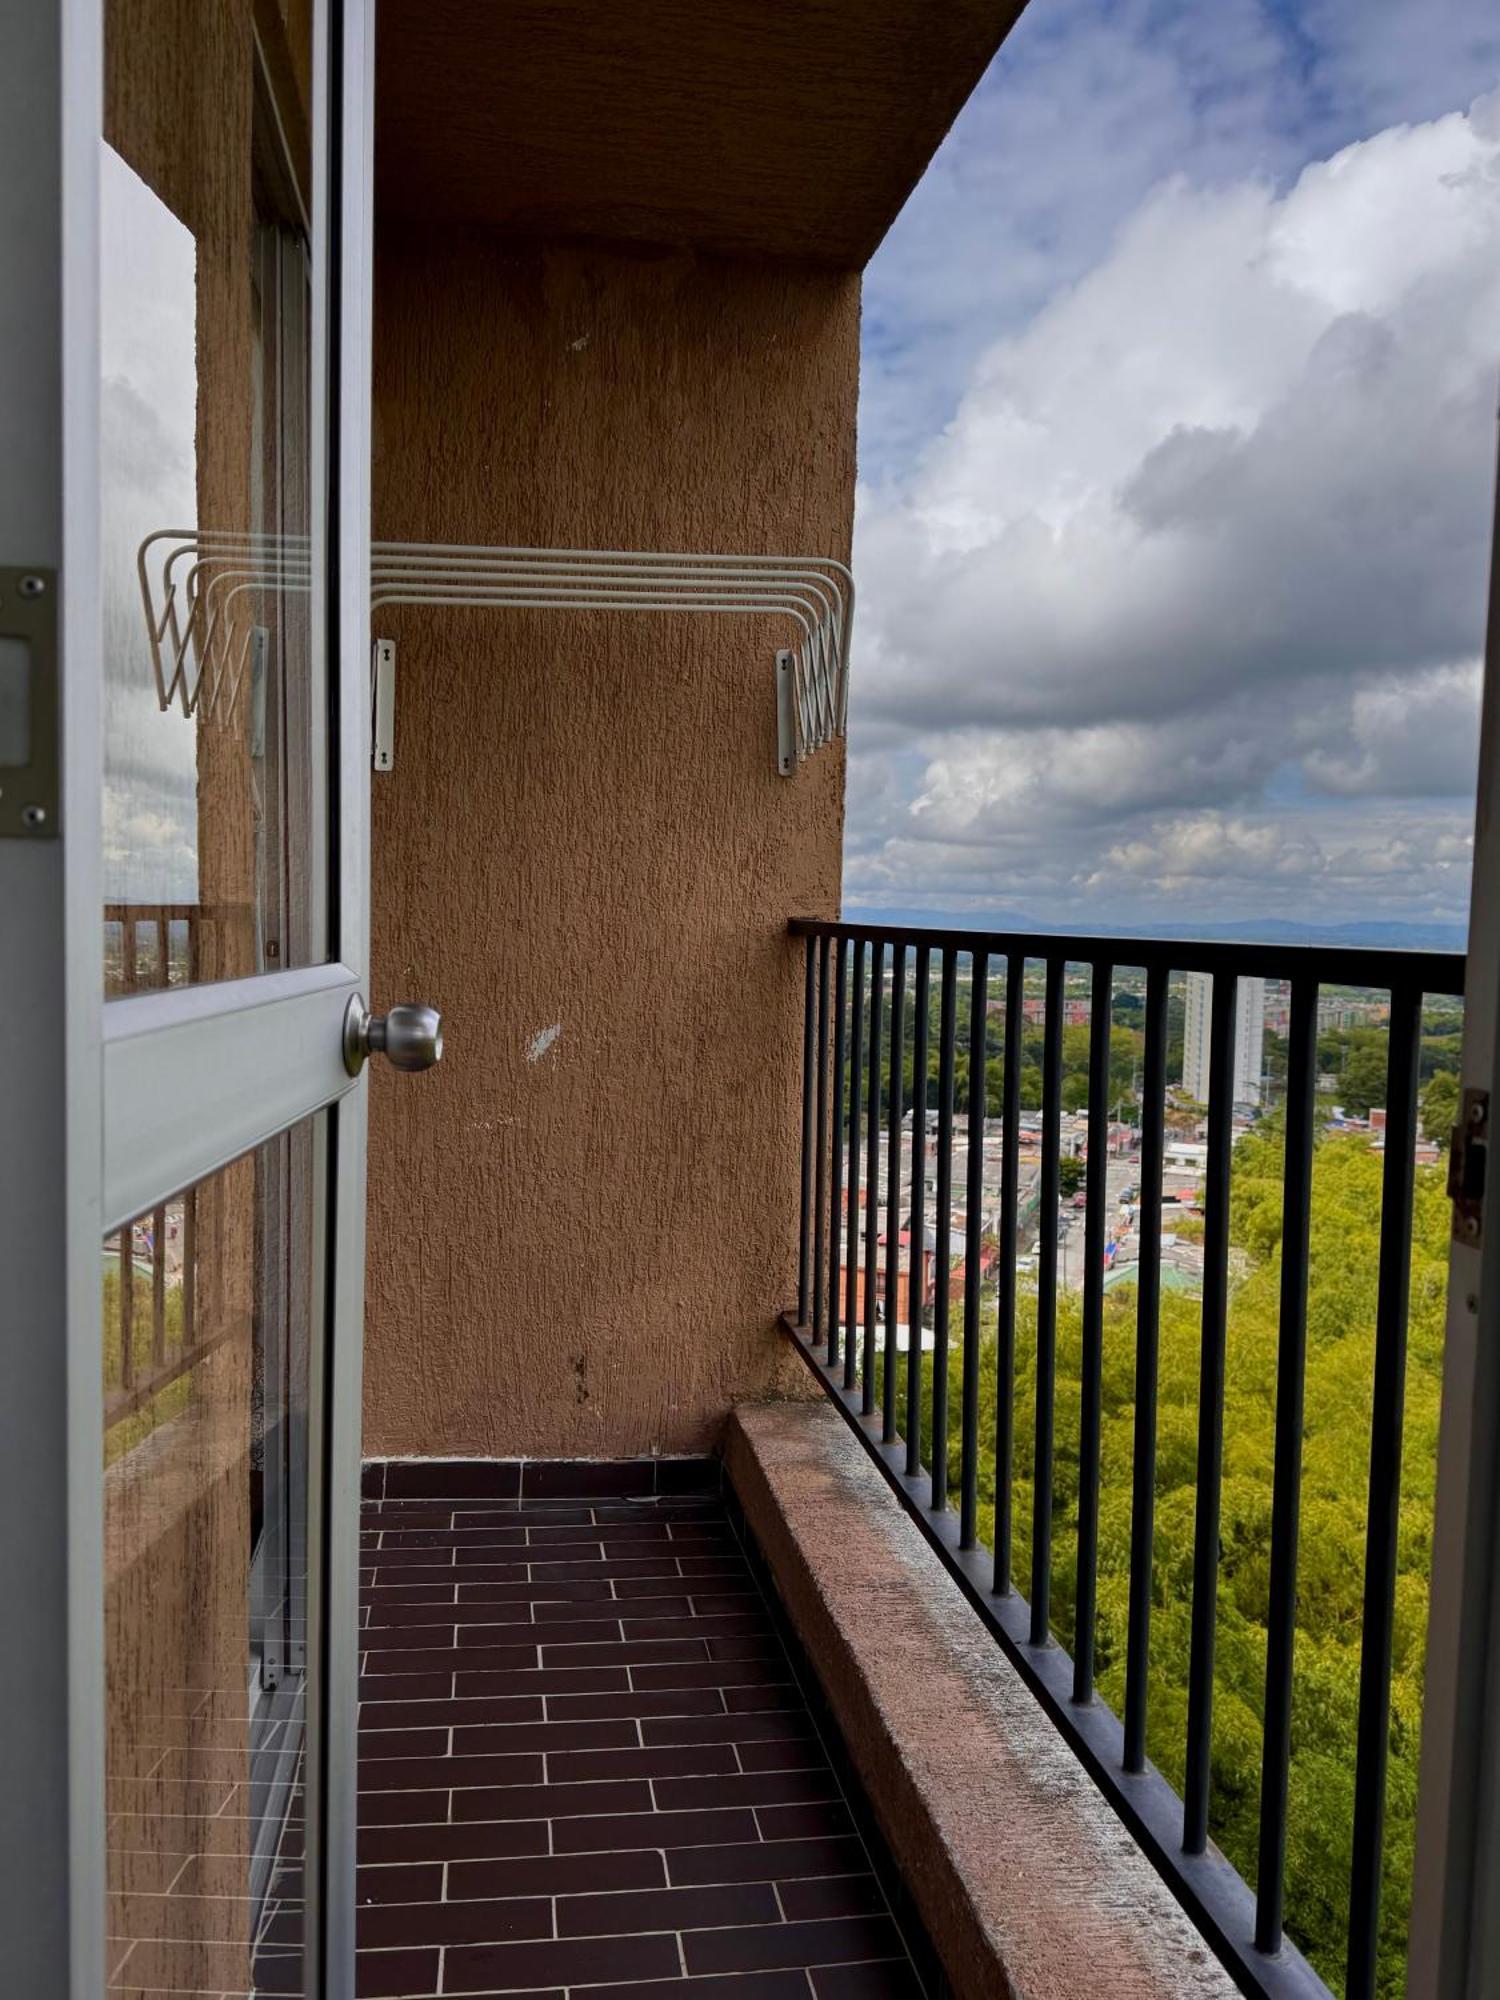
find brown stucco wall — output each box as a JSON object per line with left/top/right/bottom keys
{"left": 363, "top": 228, "right": 855, "bottom": 1458}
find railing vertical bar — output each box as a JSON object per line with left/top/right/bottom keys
{"left": 118, "top": 1227, "right": 135, "bottom": 1392}
{"left": 906, "top": 946, "right": 932, "bottom": 1476}
{"left": 1124, "top": 962, "right": 1169, "bottom": 1772}
{"left": 182, "top": 1189, "right": 197, "bottom": 1350}
{"left": 1184, "top": 970, "right": 1238, "bottom": 1853}
{"left": 993, "top": 952, "right": 1023, "bottom": 1588}
{"left": 812, "top": 934, "right": 832, "bottom": 1351}
{"left": 1345, "top": 982, "right": 1422, "bottom": 2000}
{"left": 1074, "top": 959, "right": 1113, "bottom": 1704}
{"left": 931, "top": 951, "right": 958, "bottom": 1509}
{"left": 1031, "top": 957, "right": 1065, "bottom": 1645}
{"left": 862, "top": 943, "right": 884, "bottom": 1408}
{"left": 151, "top": 1203, "right": 168, "bottom": 1368}
{"left": 798, "top": 939, "right": 817, "bottom": 1325}
{"left": 1254, "top": 974, "right": 1318, "bottom": 1950}
{"left": 883, "top": 946, "right": 908, "bottom": 1439}
{"left": 961, "top": 949, "right": 990, "bottom": 1552}
{"left": 827, "top": 940, "right": 849, "bottom": 1368}
{"left": 844, "top": 940, "right": 867, "bottom": 1392}
{"left": 154, "top": 916, "right": 169, "bottom": 992}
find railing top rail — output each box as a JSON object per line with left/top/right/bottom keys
{"left": 788, "top": 916, "right": 1466, "bottom": 997}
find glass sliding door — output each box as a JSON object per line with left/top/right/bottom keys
{"left": 103, "top": 1119, "right": 322, "bottom": 1996}
{"left": 101, "top": 4, "right": 322, "bottom": 996}
{"left": 95, "top": 2, "right": 374, "bottom": 1994}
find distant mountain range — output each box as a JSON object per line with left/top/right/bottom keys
{"left": 840, "top": 907, "right": 1468, "bottom": 954}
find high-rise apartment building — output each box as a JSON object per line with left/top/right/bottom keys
{"left": 1183, "top": 971, "right": 1267, "bottom": 1106}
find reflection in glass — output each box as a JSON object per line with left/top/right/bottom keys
{"left": 102, "top": 0, "right": 321, "bottom": 996}
{"left": 104, "top": 1119, "right": 319, "bottom": 1998}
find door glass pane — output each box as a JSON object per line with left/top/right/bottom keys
{"left": 101, "top": 0, "right": 324, "bottom": 994}
{"left": 104, "top": 1115, "right": 322, "bottom": 1999}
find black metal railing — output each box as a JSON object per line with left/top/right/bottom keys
{"left": 104, "top": 901, "right": 203, "bottom": 996}
{"left": 788, "top": 916, "right": 1465, "bottom": 2000}
{"left": 105, "top": 1191, "right": 218, "bottom": 1436}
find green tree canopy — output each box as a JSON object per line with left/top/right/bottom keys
{"left": 909, "top": 1125, "right": 1446, "bottom": 1999}
{"left": 1338, "top": 1045, "right": 1391, "bottom": 1116}
{"left": 1419, "top": 1070, "right": 1459, "bottom": 1145}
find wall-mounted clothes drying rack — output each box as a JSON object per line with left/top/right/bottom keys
{"left": 136, "top": 531, "right": 853, "bottom": 776}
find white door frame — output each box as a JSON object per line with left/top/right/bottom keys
{"left": 1407, "top": 432, "right": 1500, "bottom": 1998}
{"left": 0, "top": 3, "right": 104, "bottom": 1994}
{"left": 0, "top": 2, "right": 375, "bottom": 1993}
{"left": 316, "top": 8, "right": 376, "bottom": 1986}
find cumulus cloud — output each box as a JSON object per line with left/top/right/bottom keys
{"left": 848, "top": 81, "right": 1500, "bottom": 931}
{"left": 861, "top": 0, "right": 1500, "bottom": 483}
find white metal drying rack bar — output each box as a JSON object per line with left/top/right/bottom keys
{"left": 136, "top": 531, "right": 853, "bottom": 775}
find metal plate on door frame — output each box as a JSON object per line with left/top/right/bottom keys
{"left": 0, "top": 565, "right": 59, "bottom": 837}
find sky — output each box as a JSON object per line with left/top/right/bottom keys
{"left": 101, "top": 143, "right": 200, "bottom": 905}
{"left": 848, "top": 0, "right": 1500, "bottom": 936}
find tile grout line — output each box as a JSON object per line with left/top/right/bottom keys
{"left": 353, "top": 1488, "right": 922, "bottom": 1996}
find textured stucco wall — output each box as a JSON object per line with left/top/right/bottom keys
{"left": 364, "top": 230, "right": 855, "bottom": 1458}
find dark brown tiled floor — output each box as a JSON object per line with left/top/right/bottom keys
{"left": 349, "top": 1479, "right": 926, "bottom": 1998}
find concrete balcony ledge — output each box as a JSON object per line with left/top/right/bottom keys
{"left": 724, "top": 1400, "right": 1238, "bottom": 2000}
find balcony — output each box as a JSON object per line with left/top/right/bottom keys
{"left": 94, "top": 905, "right": 1466, "bottom": 2000}
{"left": 14, "top": 4, "right": 1497, "bottom": 1999}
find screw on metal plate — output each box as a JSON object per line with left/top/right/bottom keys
{"left": 18, "top": 574, "right": 46, "bottom": 597}
{"left": 20, "top": 805, "right": 46, "bottom": 829}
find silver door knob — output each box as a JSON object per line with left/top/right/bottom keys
{"left": 344, "top": 996, "right": 443, "bottom": 1076}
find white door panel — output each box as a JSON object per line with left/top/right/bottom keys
{"left": 102, "top": 962, "right": 361, "bottom": 1232}
{"left": 6, "top": 3, "right": 382, "bottom": 1997}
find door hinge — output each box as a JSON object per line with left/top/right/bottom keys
{"left": 371, "top": 637, "right": 396, "bottom": 771}
{"left": 1448, "top": 1087, "right": 1488, "bottom": 1245}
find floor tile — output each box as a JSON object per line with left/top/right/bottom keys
{"left": 350, "top": 1485, "right": 925, "bottom": 1997}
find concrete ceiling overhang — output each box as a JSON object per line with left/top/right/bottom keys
{"left": 375, "top": 1, "right": 1029, "bottom": 267}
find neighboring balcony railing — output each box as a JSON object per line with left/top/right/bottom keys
{"left": 104, "top": 900, "right": 203, "bottom": 995}
{"left": 104, "top": 1192, "right": 218, "bottom": 1443}
{"left": 788, "top": 916, "right": 1466, "bottom": 2000}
